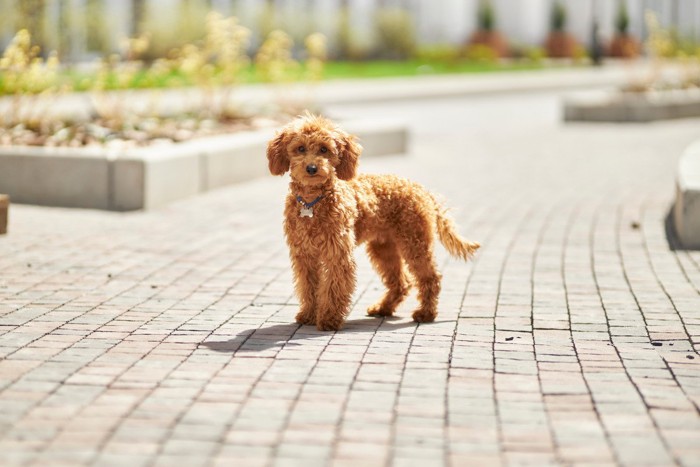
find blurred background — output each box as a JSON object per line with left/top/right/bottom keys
{"left": 1, "top": 0, "right": 699, "bottom": 65}
{"left": 1, "top": 0, "right": 699, "bottom": 149}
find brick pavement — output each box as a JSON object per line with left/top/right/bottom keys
{"left": 1, "top": 91, "right": 700, "bottom": 466}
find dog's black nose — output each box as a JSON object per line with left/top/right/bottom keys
{"left": 306, "top": 164, "right": 318, "bottom": 175}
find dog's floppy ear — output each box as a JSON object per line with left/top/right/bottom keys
{"left": 267, "top": 130, "right": 290, "bottom": 176}
{"left": 336, "top": 133, "right": 361, "bottom": 180}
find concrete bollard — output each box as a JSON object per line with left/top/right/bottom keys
{"left": 675, "top": 141, "right": 700, "bottom": 249}
{"left": 0, "top": 194, "right": 8, "bottom": 235}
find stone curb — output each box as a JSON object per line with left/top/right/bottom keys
{"left": 564, "top": 88, "right": 700, "bottom": 122}
{"left": 674, "top": 139, "right": 700, "bottom": 249}
{"left": 0, "top": 119, "right": 408, "bottom": 211}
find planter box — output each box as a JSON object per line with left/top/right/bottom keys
{"left": 674, "top": 140, "right": 700, "bottom": 249}
{"left": 564, "top": 89, "right": 700, "bottom": 122}
{"left": 0, "top": 119, "right": 408, "bottom": 211}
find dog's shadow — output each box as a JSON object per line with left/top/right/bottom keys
{"left": 200, "top": 317, "right": 419, "bottom": 354}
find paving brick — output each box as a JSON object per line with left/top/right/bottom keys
{"left": 1, "top": 89, "right": 700, "bottom": 466}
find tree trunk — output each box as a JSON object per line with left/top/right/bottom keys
{"left": 16, "top": 0, "right": 46, "bottom": 52}
{"left": 131, "top": 0, "right": 146, "bottom": 37}
{"left": 58, "top": 0, "right": 71, "bottom": 59}
{"left": 337, "top": 0, "right": 350, "bottom": 59}
{"left": 86, "top": 0, "right": 108, "bottom": 52}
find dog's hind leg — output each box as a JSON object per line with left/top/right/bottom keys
{"left": 398, "top": 239, "right": 442, "bottom": 323}
{"left": 366, "top": 240, "right": 411, "bottom": 317}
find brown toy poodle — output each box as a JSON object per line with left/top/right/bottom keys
{"left": 267, "top": 114, "right": 480, "bottom": 331}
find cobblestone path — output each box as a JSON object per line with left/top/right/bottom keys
{"left": 1, "top": 91, "right": 699, "bottom": 466}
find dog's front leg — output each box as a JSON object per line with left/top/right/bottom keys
{"left": 290, "top": 249, "right": 320, "bottom": 326}
{"left": 316, "top": 233, "right": 357, "bottom": 331}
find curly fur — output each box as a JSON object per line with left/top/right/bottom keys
{"left": 267, "top": 114, "right": 480, "bottom": 331}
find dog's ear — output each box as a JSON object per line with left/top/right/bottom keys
{"left": 267, "top": 130, "right": 290, "bottom": 176}
{"left": 336, "top": 133, "right": 361, "bottom": 180}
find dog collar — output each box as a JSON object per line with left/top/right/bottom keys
{"left": 296, "top": 194, "right": 324, "bottom": 218}
{"left": 296, "top": 194, "right": 324, "bottom": 209}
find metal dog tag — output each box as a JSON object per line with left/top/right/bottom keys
{"left": 300, "top": 207, "right": 314, "bottom": 218}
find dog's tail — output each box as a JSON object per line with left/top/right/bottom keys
{"left": 435, "top": 206, "right": 480, "bottom": 261}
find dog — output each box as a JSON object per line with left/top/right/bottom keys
{"left": 267, "top": 114, "right": 480, "bottom": 331}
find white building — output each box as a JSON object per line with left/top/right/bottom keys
{"left": 1, "top": 0, "right": 699, "bottom": 59}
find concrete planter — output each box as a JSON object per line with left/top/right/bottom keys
{"left": 674, "top": 140, "right": 700, "bottom": 249}
{"left": 0, "top": 119, "right": 408, "bottom": 211}
{"left": 564, "top": 88, "right": 700, "bottom": 122}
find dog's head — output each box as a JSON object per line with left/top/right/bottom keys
{"left": 266, "top": 114, "right": 362, "bottom": 186}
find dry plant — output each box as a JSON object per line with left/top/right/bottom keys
{"left": 254, "top": 29, "right": 328, "bottom": 115}
{"left": 140, "top": 0, "right": 210, "bottom": 60}
{"left": 0, "top": 29, "right": 65, "bottom": 132}
{"left": 255, "top": 30, "right": 299, "bottom": 83}
{"left": 375, "top": 8, "right": 416, "bottom": 59}
{"left": 304, "top": 32, "right": 327, "bottom": 82}
{"left": 91, "top": 11, "right": 252, "bottom": 131}
{"left": 0, "top": 12, "right": 329, "bottom": 148}
{"left": 173, "top": 11, "right": 252, "bottom": 119}
{"left": 89, "top": 35, "right": 152, "bottom": 131}
{"left": 625, "top": 11, "right": 700, "bottom": 92}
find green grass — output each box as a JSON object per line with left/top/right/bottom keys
{"left": 0, "top": 59, "right": 545, "bottom": 96}
{"left": 321, "top": 59, "right": 543, "bottom": 80}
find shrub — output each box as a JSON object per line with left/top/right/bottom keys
{"left": 525, "top": 46, "right": 546, "bottom": 63}
{"left": 645, "top": 11, "right": 675, "bottom": 58}
{"left": 551, "top": 1, "right": 567, "bottom": 32}
{"left": 464, "top": 44, "right": 498, "bottom": 63}
{"left": 615, "top": 0, "right": 630, "bottom": 35}
{"left": 0, "top": 30, "right": 61, "bottom": 95}
{"left": 477, "top": 0, "right": 496, "bottom": 31}
{"left": 140, "top": 0, "right": 210, "bottom": 61}
{"left": 305, "top": 33, "right": 327, "bottom": 82}
{"left": 0, "top": 11, "right": 332, "bottom": 146}
{"left": 203, "top": 12, "right": 252, "bottom": 87}
{"left": 375, "top": 9, "right": 416, "bottom": 60}
{"left": 255, "top": 30, "right": 298, "bottom": 83}
{"left": 0, "top": 29, "right": 64, "bottom": 129}
{"left": 626, "top": 11, "right": 700, "bottom": 91}
{"left": 416, "top": 45, "right": 461, "bottom": 63}
{"left": 85, "top": 0, "right": 113, "bottom": 55}
{"left": 572, "top": 44, "right": 589, "bottom": 62}
{"left": 336, "top": 4, "right": 352, "bottom": 60}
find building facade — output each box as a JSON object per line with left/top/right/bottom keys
{"left": 1, "top": 0, "right": 699, "bottom": 60}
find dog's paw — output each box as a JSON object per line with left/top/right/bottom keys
{"left": 295, "top": 309, "right": 316, "bottom": 326}
{"left": 411, "top": 308, "right": 437, "bottom": 323}
{"left": 367, "top": 303, "right": 395, "bottom": 317}
{"left": 316, "top": 316, "right": 344, "bottom": 332}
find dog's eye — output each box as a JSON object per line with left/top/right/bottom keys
{"left": 320, "top": 146, "right": 328, "bottom": 154}
{"left": 298, "top": 146, "right": 306, "bottom": 153}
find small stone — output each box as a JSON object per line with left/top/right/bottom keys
{"left": 150, "top": 138, "right": 175, "bottom": 146}
{"left": 200, "top": 119, "right": 217, "bottom": 130}
{"left": 630, "top": 221, "right": 640, "bottom": 229}
{"left": 173, "top": 129, "right": 194, "bottom": 141}
{"left": 652, "top": 342, "right": 662, "bottom": 347}
{"left": 53, "top": 127, "right": 71, "bottom": 141}
{"left": 687, "top": 355, "right": 695, "bottom": 360}
{"left": 505, "top": 337, "right": 514, "bottom": 341}
{"left": 86, "top": 123, "right": 111, "bottom": 139}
